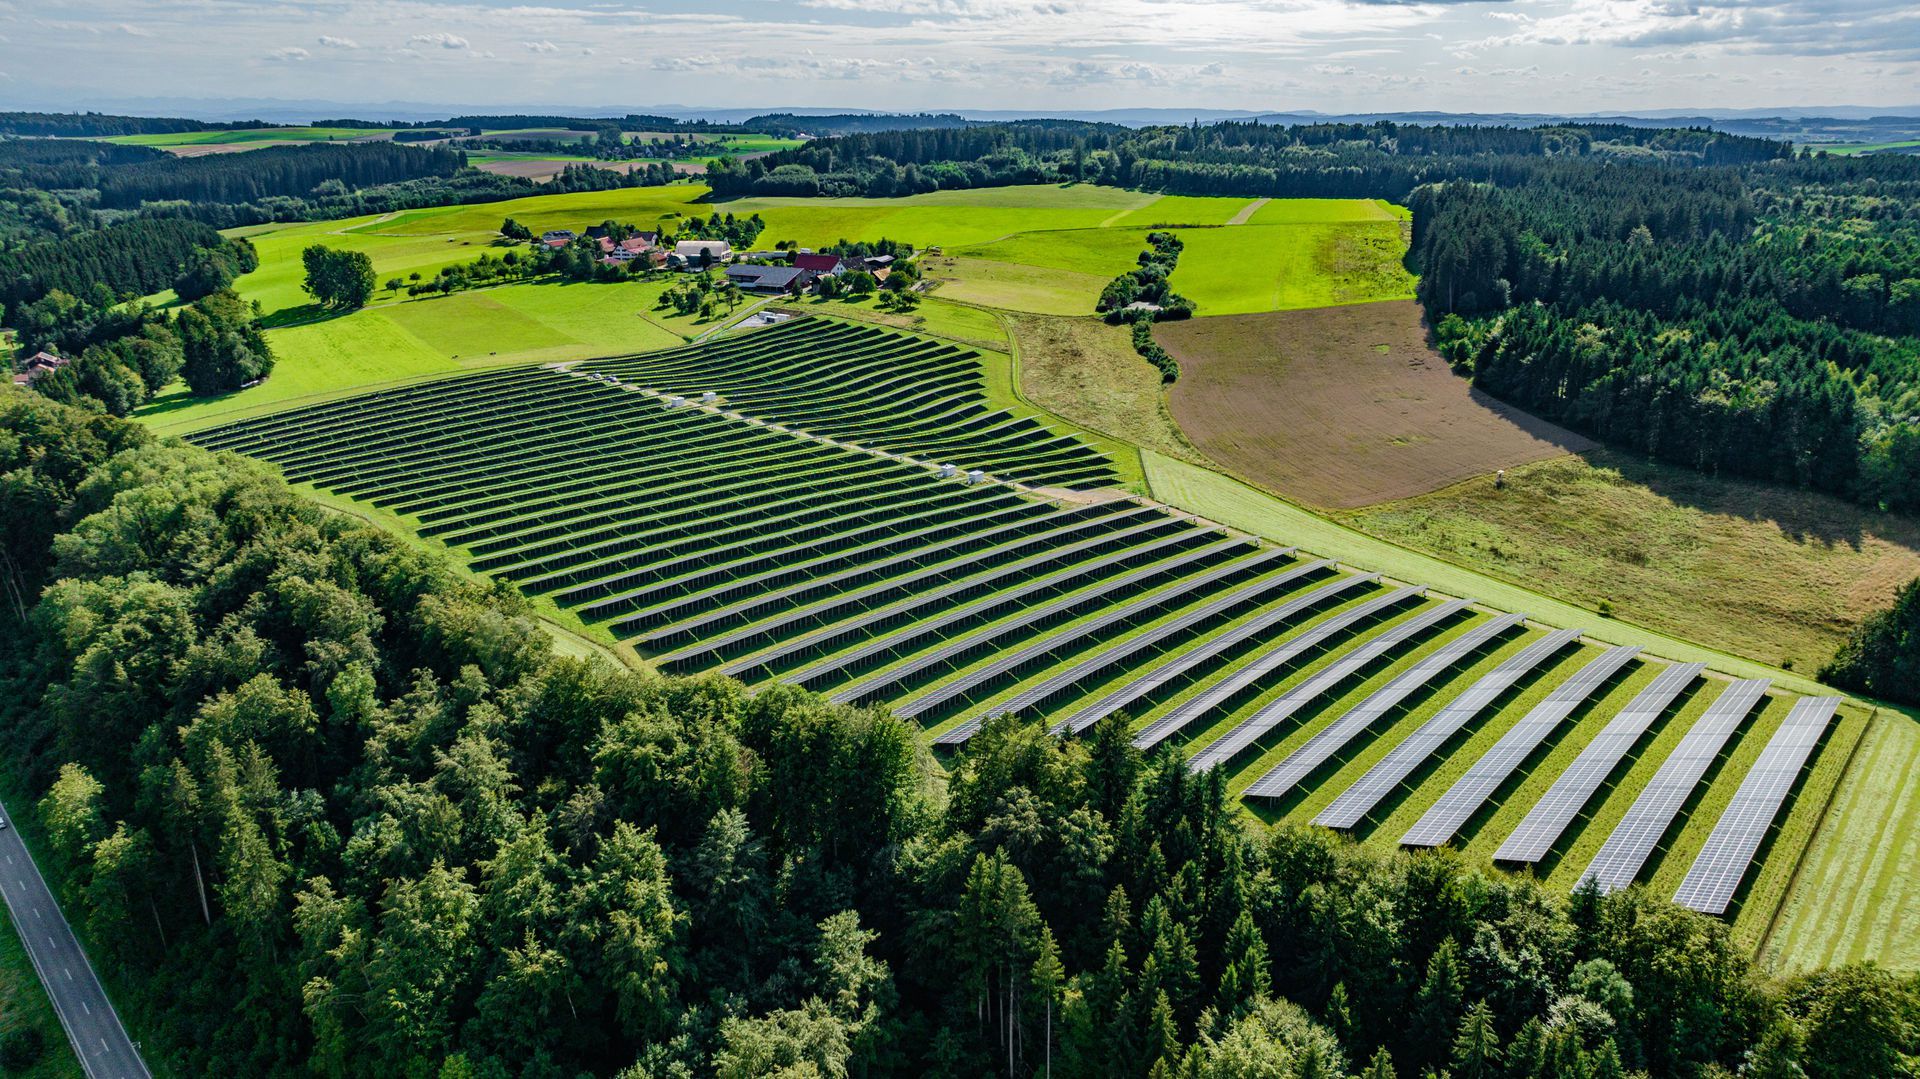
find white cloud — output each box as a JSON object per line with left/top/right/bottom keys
{"left": 317, "top": 35, "right": 359, "bottom": 49}
{"left": 409, "top": 32, "right": 470, "bottom": 50}
{"left": 522, "top": 39, "right": 560, "bottom": 52}
{"left": 266, "top": 46, "right": 310, "bottom": 61}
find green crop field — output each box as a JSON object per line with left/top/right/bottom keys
{"left": 180, "top": 315, "right": 1871, "bottom": 962}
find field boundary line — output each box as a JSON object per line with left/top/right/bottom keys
{"left": 1755, "top": 705, "right": 1879, "bottom": 966}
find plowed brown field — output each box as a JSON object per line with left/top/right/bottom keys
{"left": 1160, "top": 300, "right": 1593, "bottom": 508}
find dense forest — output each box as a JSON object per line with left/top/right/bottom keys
{"left": 0, "top": 216, "right": 222, "bottom": 316}
{"left": 94, "top": 141, "right": 466, "bottom": 207}
{"left": 3, "top": 392, "right": 1917, "bottom": 1078}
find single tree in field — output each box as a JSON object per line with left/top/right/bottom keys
{"left": 385, "top": 278, "right": 404, "bottom": 295}
{"left": 301, "top": 245, "right": 377, "bottom": 310}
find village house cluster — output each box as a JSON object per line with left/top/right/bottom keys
{"left": 535, "top": 225, "right": 908, "bottom": 296}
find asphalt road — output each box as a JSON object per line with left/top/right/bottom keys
{"left": 0, "top": 801, "right": 149, "bottom": 1079}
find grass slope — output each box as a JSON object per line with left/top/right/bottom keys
{"left": 1171, "top": 221, "right": 1417, "bottom": 313}
{"left": 1766, "top": 707, "right": 1920, "bottom": 972}
{"left": 1339, "top": 450, "right": 1920, "bottom": 675}
{"left": 0, "top": 905, "right": 84, "bottom": 1079}
{"left": 140, "top": 280, "right": 700, "bottom": 435}
{"left": 1141, "top": 450, "right": 1827, "bottom": 694}
{"left": 1006, "top": 313, "right": 1205, "bottom": 467}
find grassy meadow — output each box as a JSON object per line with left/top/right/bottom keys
{"left": 1338, "top": 451, "right": 1920, "bottom": 676}
{"left": 135, "top": 184, "right": 1418, "bottom": 433}
{"left": 103, "top": 126, "right": 386, "bottom": 148}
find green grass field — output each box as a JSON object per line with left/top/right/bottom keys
{"left": 1817, "top": 140, "right": 1920, "bottom": 156}
{"left": 139, "top": 279, "right": 712, "bottom": 435}
{"left": 132, "top": 184, "right": 1415, "bottom": 435}
{"left": 1171, "top": 221, "right": 1418, "bottom": 313}
{"left": 103, "top": 126, "right": 386, "bottom": 148}
{"left": 1764, "top": 706, "right": 1920, "bottom": 971}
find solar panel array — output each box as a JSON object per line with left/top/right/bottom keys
{"left": 896, "top": 545, "right": 1295, "bottom": 721}
{"left": 933, "top": 558, "right": 1330, "bottom": 746}
{"left": 1243, "top": 612, "right": 1526, "bottom": 799}
{"left": 190, "top": 315, "right": 1849, "bottom": 914}
{"left": 1313, "top": 629, "right": 1584, "bottom": 830}
{"left": 1053, "top": 573, "right": 1378, "bottom": 737}
{"left": 1401, "top": 645, "right": 1642, "bottom": 848}
{"left": 819, "top": 535, "right": 1247, "bottom": 702}
{"left": 1672, "top": 696, "right": 1841, "bottom": 915}
{"left": 1493, "top": 662, "right": 1705, "bottom": 865}
{"left": 724, "top": 510, "right": 1178, "bottom": 681}
{"left": 1577, "top": 678, "right": 1771, "bottom": 894}
{"left": 1188, "top": 599, "right": 1475, "bottom": 773}
{"left": 1132, "top": 585, "right": 1421, "bottom": 750}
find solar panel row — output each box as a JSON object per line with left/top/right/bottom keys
{"left": 1130, "top": 584, "right": 1419, "bottom": 751}
{"left": 1578, "top": 678, "right": 1771, "bottom": 894}
{"left": 824, "top": 535, "right": 1246, "bottom": 704}
{"left": 896, "top": 545, "right": 1293, "bottom": 721}
{"left": 1188, "top": 599, "right": 1476, "bottom": 774}
{"left": 1401, "top": 644, "right": 1642, "bottom": 848}
{"left": 1672, "top": 696, "right": 1840, "bottom": 915}
{"left": 932, "top": 558, "right": 1333, "bottom": 747}
{"left": 1312, "top": 628, "right": 1584, "bottom": 830}
{"left": 1051, "top": 572, "right": 1378, "bottom": 738}
{"left": 1242, "top": 611, "right": 1527, "bottom": 800}
{"left": 718, "top": 510, "right": 1172, "bottom": 680}
{"left": 1493, "top": 661, "right": 1706, "bottom": 865}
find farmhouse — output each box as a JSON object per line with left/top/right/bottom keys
{"left": 725, "top": 265, "right": 816, "bottom": 294}
{"left": 10, "top": 350, "right": 68, "bottom": 386}
{"left": 540, "top": 229, "right": 576, "bottom": 243}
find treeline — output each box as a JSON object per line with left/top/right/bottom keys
{"left": 95, "top": 141, "right": 465, "bottom": 208}
{"left": 0, "top": 139, "right": 170, "bottom": 188}
{"left": 164, "top": 160, "right": 676, "bottom": 233}
{"left": 444, "top": 113, "right": 742, "bottom": 134}
{"left": 746, "top": 112, "right": 975, "bottom": 136}
{"left": 0, "top": 216, "right": 222, "bottom": 318}
{"left": 0, "top": 111, "right": 238, "bottom": 137}
{"left": 707, "top": 120, "right": 1789, "bottom": 202}
{"left": 3, "top": 395, "right": 1917, "bottom": 1078}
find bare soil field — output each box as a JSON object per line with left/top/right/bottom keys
{"left": 1160, "top": 300, "right": 1593, "bottom": 508}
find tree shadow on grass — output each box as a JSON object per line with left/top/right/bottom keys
{"left": 1567, "top": 446, "right": 1920, "bottom": 553}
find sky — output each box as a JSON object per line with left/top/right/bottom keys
{"left": 1, "top": 0, "right": 1916, "bottom": 116}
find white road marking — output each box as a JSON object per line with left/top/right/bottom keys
{"left": 82, "top": 1000, "right": 91, "bottom": 1015}
{"left": 64, "top": 966, "right": 73, "bottom": 982}
{"left": 33, "top": 906, "right": 42, "bottom": 920}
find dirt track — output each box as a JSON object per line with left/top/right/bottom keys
{"left": 1160, "top": 300, "right": 1595, "bottom": 508}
